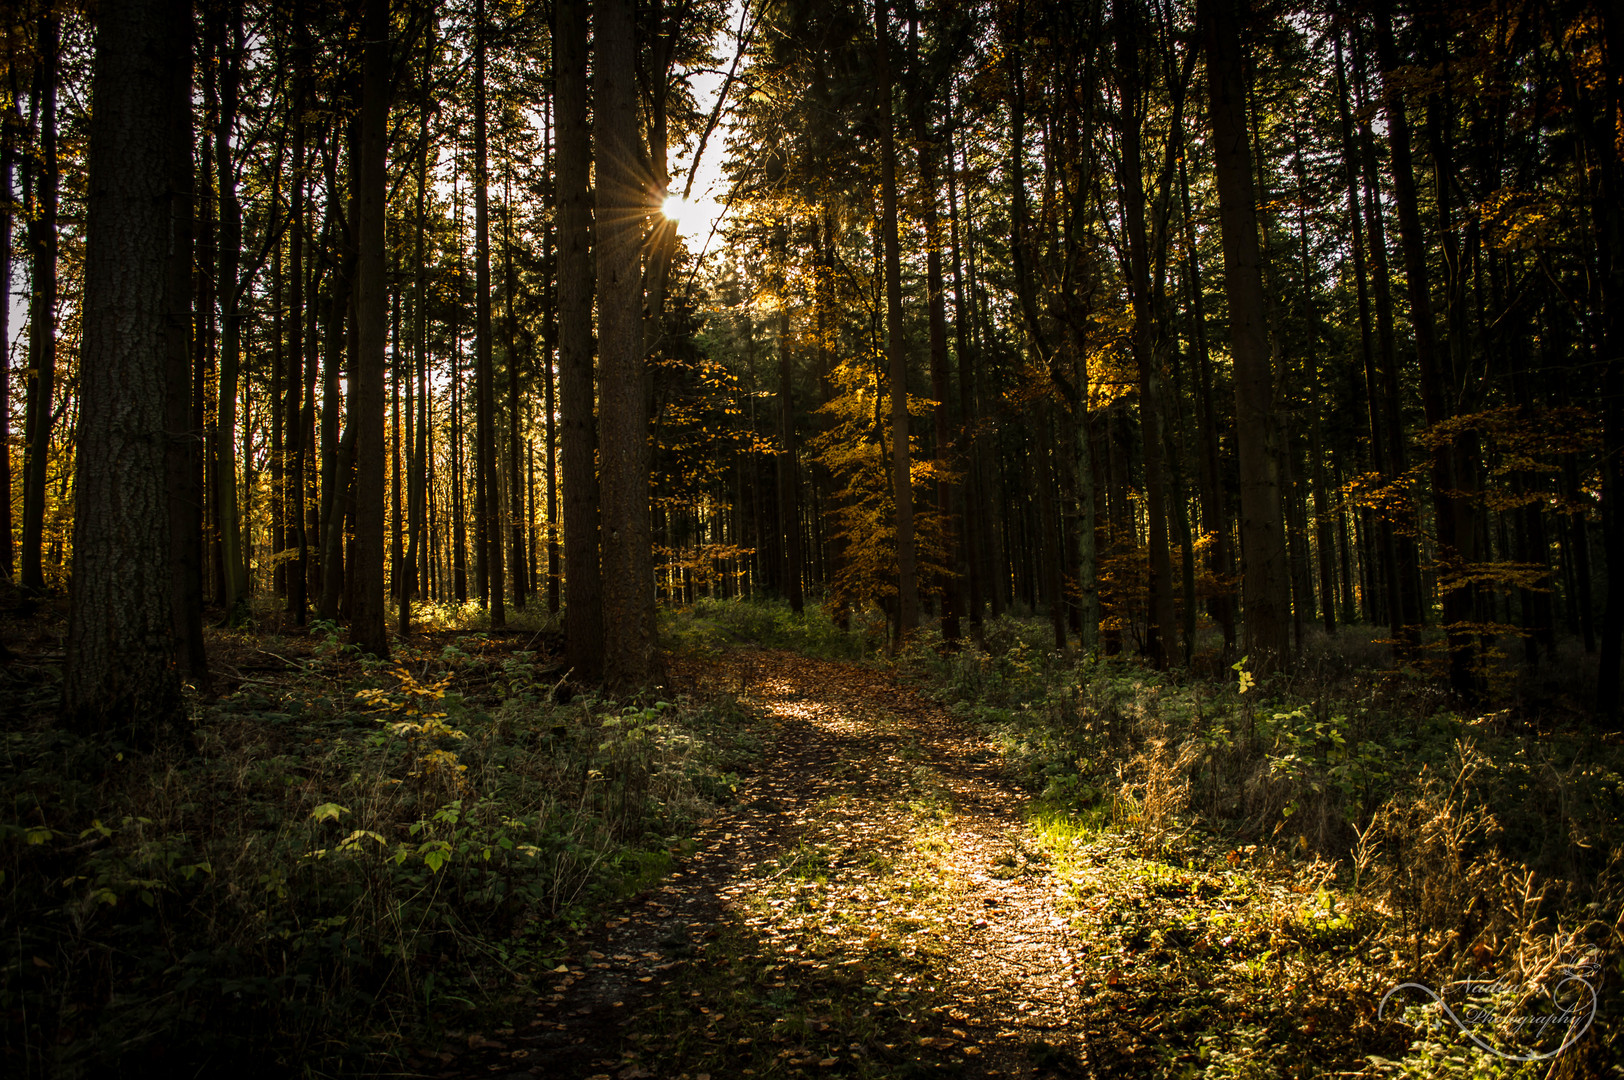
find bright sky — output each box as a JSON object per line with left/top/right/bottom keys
{"left": 2, "top": 8, "right": 749, "bottom": 370}
{"left": 663, "top": 1, "right": 748, "bottom": 250}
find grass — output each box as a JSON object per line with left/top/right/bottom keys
{"left": 0, "top": 615, "right": 760, "bottom": 1078}
{"left": 7, "top": 596, "right": 1622, "bottom": 1077}
{"left": 899, "top": 613, "right": 1624, "bottom": 1078}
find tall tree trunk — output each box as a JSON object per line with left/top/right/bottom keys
{"left": 1117, "top": 3, "right": 1175, "bottom": 668}
{"left": 596, "top": 0, "right": 657, "bottom": 687}
{"left": 474, "top": 0, "right": 504, "bottom": 624}
{"left": 1333, "top": 33, "right": 1401, "bottom": 647}
{"left": 557, "top": 0, "right": 602, "bottom": 679}
{"left": 1376, "top": 12, "right": 1475, "bottom": 697}
{"left": 21, "top": 10, "right": 59, "bottom": 594}
{"left": 505, "top": 172, "right": 528, "bottom": 610}
{"left": 0, "top": 77, "right": 16, "bottom": 580}
{"left": 945, "top": 120, "right": 983, "bottom": 635}
{"left": 390, "top": 277, "right": 403, "bottom": 602}
{"left": 772, "top": 221, "right": 804, "bottom": 614}
{"left": 64, "top": 0, "right": 189, "bottom": 740}
{"left": 1585, "top": 6, "right": 1624, "bottom": 716}
{"left": 1200, "top": 0, "right": 1292, "bottom": 671}
{"left": 214, "top": 1, "right": 249, "bottom": 620}
{"left": 1178, "top": 148, "right": 1235, "bottom": 658}
{"left": 914, "top": 106, "right": 960, "bottom": 645}
{"left": 349, "top": 0, "right": 389, "bottom": 656}
{"left": 403, "top": 19, "right": 432, "bottom": 637}
{"left": 875, "top": 0, "right": 917, "bottom": 644}
{"left": 165, "top": 0, "right": 206, "bottom": 683}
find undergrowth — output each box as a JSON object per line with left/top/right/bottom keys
{"left": 659, "top": 595, "right": 871, "bottom": 661}
{"left": 0, "top": 621, "right": 757, "bottom": 1078}
{"left": 897, "top": 614, "right": 1624, "bottom": 1078}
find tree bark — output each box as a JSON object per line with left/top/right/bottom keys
{"left": 213, "top": 0, "right": 249, "bottom": 620}
{"left": 348, "top": 0, "right": 390, "bottom": 657}
{"left": 557, "top": 0, "right": 602, "bottom": 679}
{"left": 1116, "top": 1, "right": 1175, "bottom": 667}
{"left": 0, "top": 76, "right": 16, "bottom": 580}
{"left": 21, "top": 10, "right": 58, "bottom": 595}
{"left": 474, "top": 0, "right": 505, "bottom": 625}
{"left": 164, "top": 0, "right": 206, "bottom": 683}
{"left": 505, "top": 173, "right": 528, "bottom": 610}
{"left": 64, "top": 0, "right": 190, "bottom": 741}
{"left": 1376, "top": 11, "right": 1475, "bottom": 696}
{"left": 875, "top": 0, "right": 918, "bottom": 644}
{"left": 1199, "top": 0, "right": 1292, "bottom": 671}
{"left": 596, "top": 0, "right": 658, "bottom": 687}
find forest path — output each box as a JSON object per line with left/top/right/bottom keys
{"left": 454, "top": 650, "right": 1095, "bottom": 1080}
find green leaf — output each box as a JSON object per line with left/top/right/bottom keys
{"left": 310, "top": 803, "right": 349, "bottom": 823}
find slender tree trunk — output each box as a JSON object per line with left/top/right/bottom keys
{"left": 473, "top": 0, "right": 504, "bottom": 624}
{"left": 771, "top": 222, "right": 804, "bottom": 614}
{"left": 1376, "top": 12, "right": 1474, "bottom": 696}
{"left": 914, "top": 107, "right": 960, "bottom": 645}
{"left": 557, "top": 0, "right": 602, "bottom": 679}
{"left": 505, "top": 173, "right": 528, "bottom": 610}
{"left": 0, "top": 76, "right": 16, "bottom": 580}
{"left": 214, "top": 1, "right": 249, "bottom": 620}
{"left": 65, "top": 0, "right": 189, "bottom": 740}
{"left": 21, "top": 11, "right": 59, "bottom": 594}
{"left": 875, "top": 0, "right": 917, "bottom": 644}
{"left": 403, "top": 20, "right": 432, "bottom": 637}
{"left": 1117, "top": 5, "right": 1175, "bottom": 667}
{"left": 1334, "top": 34, "right": 1401, "bottom": 647}
{"left": 165, "top": 1, "right": 207, "bottom": 683}
{"left": 1200, "top": 0, "right": 1291, "bottom": 671}
{"left": 390, "top": 280, "right": 403, "bottom": 602}
{"left": 945, "top": 121, "right": 983, "bottom": 635}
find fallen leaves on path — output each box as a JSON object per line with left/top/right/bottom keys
{"left": 443, "top": 650, "right": 1093, "bottom": 1079}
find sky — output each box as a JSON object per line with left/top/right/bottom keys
{"left": 2, "top": 5, "right": 751, "bottom": 372}
{"left": 664, "top": 0, "right": 749, "bottom": 251}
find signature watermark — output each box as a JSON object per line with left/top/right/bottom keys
{"left": 1379, "top": 957, "right": 1600, "bottom": 1062}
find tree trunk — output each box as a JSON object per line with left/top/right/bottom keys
{"left": 21, "top": 10, "right": 58, "bottom": 595}
{"left": 1333, "top": 33, "right": 1402, "bottom": 647}
{"left": 944, "top": 121, "right": 983, "bottom": 635}
{"left": 505, "top": 172, "right": 528, "bottom": 610}
{"left": 164, "top": 0, "right": 207, "bottom": 684}
{"left": 543, "top": 87, "right": 562, "bottom": 614}
{"left": 596, "top": 0, "right": 658, "bottom": 687}
{"left": 1200, "top": 0, "right": 1292, "bottom": 671}
{"left": 0, "top": 74, "right": 16, "bottom": 579}
{"left": 557, "top": 0, "right": 602, "bottom": 679}
{"left": 1117, "top": 4, "right": 1175, "bottom": 667}
{"left": 474, "top": 0, "right": 504, "bottom": 625}
{"left": 214, "top": 0, "right": 249, "bottom": 621}
{"left": 64, "top": 0, "right": 190, "bottom": 741}
{"left": 348, "top": 0, "right": 389, "bottom": 657}
{"left": 875, "top": 0, "right": 917, "bottom": 644}
{"left": 1376, "top": 11, "right": 1475, "bottom": 697}
{"left": 913, "top": 102, "right": 960, "bottom": 646}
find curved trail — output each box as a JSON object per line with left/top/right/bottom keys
{"left": 462, "top": 651, "right": 1095, "bottom": 1079}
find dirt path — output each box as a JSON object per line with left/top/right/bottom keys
{"left": 450, "top": 651, "right": 1095, "bottom": 1079}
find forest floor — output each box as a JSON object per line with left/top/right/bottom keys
{"left": 428, "top": 647, "right": 1429, "bottom": 1080}
{"left": 6, "top": 603, "right": 1617, "bottom": 1079}
{"left": 436, "top": 649, "right": 1096, "bottom": 1080}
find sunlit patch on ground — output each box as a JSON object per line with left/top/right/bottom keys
{"left": 497, "top": 651, "right": 1093, "bottom": 1078}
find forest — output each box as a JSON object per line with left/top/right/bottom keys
{"left": 2, "top": 0, "right": 1621, "bottom": 1076}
